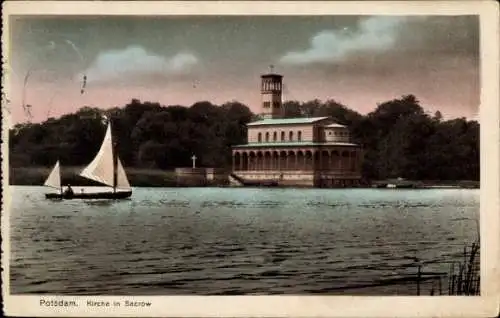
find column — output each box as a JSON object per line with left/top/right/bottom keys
{"left": 357, "top": 150, "right": 362, "bottom": 173}
{"left": 347, "top": 153, "right": 351, "bottom": 173}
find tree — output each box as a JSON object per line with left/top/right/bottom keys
{"left": 9, "top": 95, "right": 479, "bottom": 182}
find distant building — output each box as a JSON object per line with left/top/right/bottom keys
{"left": 231, "top": 72, "right": 363, "bottom": 187}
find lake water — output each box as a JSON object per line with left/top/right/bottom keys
{"left": 9, "top": 186, "right": 479, "bottom": 295}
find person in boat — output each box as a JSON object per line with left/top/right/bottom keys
{"left": 64, "top": 184, "right": 74, "bottom": 196}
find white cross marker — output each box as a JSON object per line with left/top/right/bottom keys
{"left": 191, "top": 155, "right": 197, "bottom": 168}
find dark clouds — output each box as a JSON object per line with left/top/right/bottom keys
{"left": 279, "top": 16, "right": 409, "bottom": 65}
{"left": 9, "top": 15, "right": 479, "bottom": 122}
{"left": 274, "top": 15, "right": 479, "bottom": 117}
{"left": 278, "top": 16, "right": 478, "bottom": 69}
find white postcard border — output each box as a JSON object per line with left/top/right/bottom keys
{"left": 2, "top": 1, "right": 499, "bottom": 317}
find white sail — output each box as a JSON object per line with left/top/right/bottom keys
{"left": 44, "top": 160, "right": 61, "bottom": 189}
{"left": 115, "top": 156, "right": 131, "bottom": 190}
{"left": 79, "top": 123, "right": 115, "bottom": 187}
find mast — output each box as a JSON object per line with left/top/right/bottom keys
{"left": 58, "top": 158, "right": 62, "bottom": 195}
{"left": 111, "top": 119, "right": 117, "bottom": 194}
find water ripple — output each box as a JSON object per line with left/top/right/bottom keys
{"left": 9, "top": 186, "right": 479, "bottom": 295}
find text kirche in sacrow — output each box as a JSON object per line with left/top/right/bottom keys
{"left": 87, "top": 300, "right": 152, "bottom": 307}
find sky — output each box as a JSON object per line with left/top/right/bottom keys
{"left": 7, "top": 15, "right": 479, "bottom": 123}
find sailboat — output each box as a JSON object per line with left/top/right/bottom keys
{"left": 43, "top": 160, "right": 63, "bottom": 197}
{"left": 44, "top": 122, "right": 132, "bottom": 200}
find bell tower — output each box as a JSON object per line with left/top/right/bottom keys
{"left": 260, "top": 65, "right": 283, "bottom": 119}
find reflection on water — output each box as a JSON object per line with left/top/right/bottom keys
{"left": 9, "top": 186, "right": 479, "bottom": 295}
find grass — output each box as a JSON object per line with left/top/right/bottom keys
{"left": 9, "top": 166, "right": 230, "bottom": 187}
{"left": 10, "top": 166, "right": 179, "bottom": 187}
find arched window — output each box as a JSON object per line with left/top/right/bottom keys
{"left": 265, "top": 132, "right": 270, "bottom": 142}
{"left": 258, "top": 132, "right": 262, "bottom": 142}
{"left": 289, "top": 131, "right": 294, "bottom": 141}
{"left": 273, "top": 132, "right": 277, "bottom": 141}
{"left": 281, "top": 131, "right": 285, "bottom": 141}
{"left": 298, "top": 131, "right": 302, "bottom": 141}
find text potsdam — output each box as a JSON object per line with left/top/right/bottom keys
{"left": 39, "top": 298, "right": 152, "bottom": 308}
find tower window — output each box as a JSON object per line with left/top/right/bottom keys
{"left": 273, "top": 132, "right": 277, "bottom": 141}
{"left": 263, "top": 101, "right": 270, "bottom": 108}
{"left": 265, "top": 132, "right": 270, "bottom": 142}
{"left": 281, "top": 131, "right": 285, "bottom": 141}
{"left": 273, "top": 101, "right": 280, "bottom": 108}
{"left": 258, "top": 132, "right": 262, "bottom": 142}
{"left": 298, "top": 131, "right": 302, "bottom": 141}
{"left": 289, "top": 131, "right": 293, "bottom": 141}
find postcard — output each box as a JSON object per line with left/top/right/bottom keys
{"left": 2, "top": 1, "right": 499, "bottom": 317}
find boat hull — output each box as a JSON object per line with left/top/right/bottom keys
{"left": 45, "top": 191, "right": 132, "bottom": 200}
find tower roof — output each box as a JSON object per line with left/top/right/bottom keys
{"left": 261, "top": 73, "right": 283, "bottom": 79}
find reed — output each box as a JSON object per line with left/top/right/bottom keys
{"left": 447, "top": 241, "right": 480, "bottom": 295}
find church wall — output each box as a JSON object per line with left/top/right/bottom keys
{"left": 324, "top": 127, "right": 351, "bottom": 143}
{"left": 234, "top": 171, "right": 362, "bottom": 188}
{"left": 261, "top": 92, "right": 284, "bottom": 118}
{"left": 312, "top": 119, "right": 337, "bottom": 142}
{"left": 248, "top": 124, "right": 315, "bottom": 143}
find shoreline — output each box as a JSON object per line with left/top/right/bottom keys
{"left": 9, "top": 166, "right": 479, "bottom": 189}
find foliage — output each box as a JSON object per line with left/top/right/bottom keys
{"left": 10, "top": 99, "right": 253, "bottom": 170}
{"left": 9, "top": 95, "right": 479, "bottom": 181}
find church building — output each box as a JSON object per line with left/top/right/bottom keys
{"left": 231, "top": 72, "right": 363, "bottom": 187}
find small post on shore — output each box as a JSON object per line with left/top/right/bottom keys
{"left": 191, "top": 155, "right": 197, "bottom": 169}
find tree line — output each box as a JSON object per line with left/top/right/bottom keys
{"left": 9, "top": 95, "right": 479, "bottom": 181}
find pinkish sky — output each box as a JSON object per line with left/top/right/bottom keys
{"left": 7, "top": 15, "right": 479, "bottom": 124}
